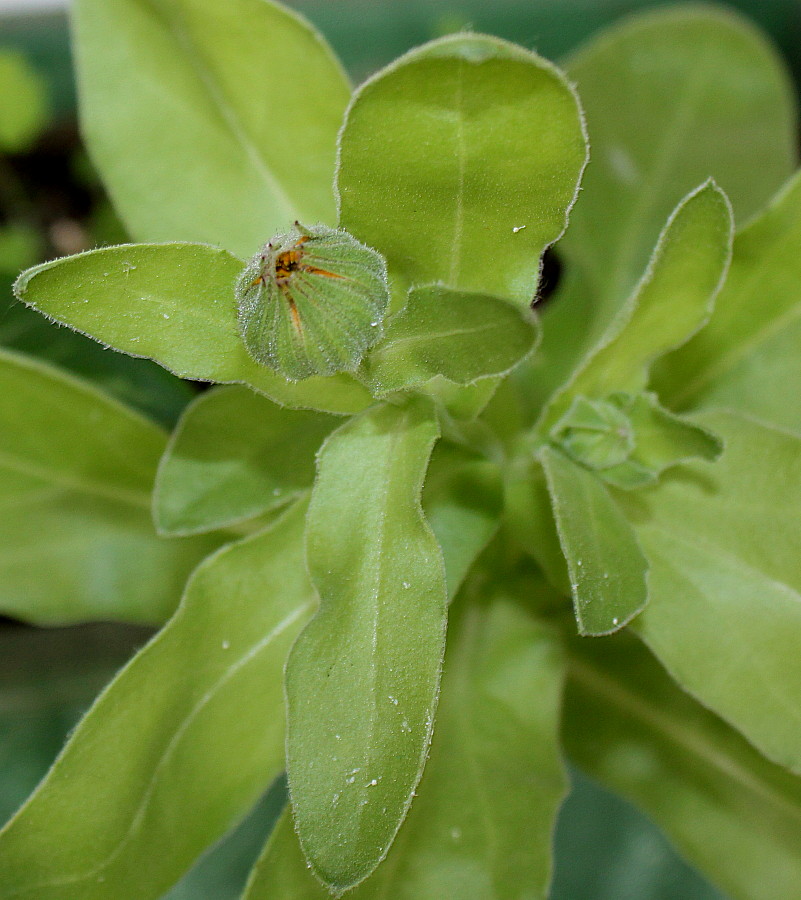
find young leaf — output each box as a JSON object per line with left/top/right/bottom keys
{"left": 0, "top": 348, "right": 216, "bottom": 625}
{"left": 249, "top": 585, "right": 567, "bottom": 899}
{"left": 620, "top": 411, "right": 801, "bottom": 774}
{"left": 597, "top": 393, "right": 722, "bottom": 490}
{"left": 550, "top": 395, "right": 635, "bottom": 472}
{"left": 362, "top": 285, "right": 539, "bottom": 395}
{"left": 654, "top": 170, "right": 801, "bottom": 433}
{"left": 285, "top": 398, "right": 447, "bottom": 891}
{"left": 0, "top": 501, "right": 316, "bottom": 900}
{"left": 154, "top": 385, "right": 337, "bottom": 536}
{"left": 540, "top": 446, "right": 648, "bottom": 635}
{"left": 560, "top": 4, "right": 796, "bottom": 338}
{"left": 421, "top": 442, "right": 502, "bottom": 599}
{"left": 14, "top": 244, "right": 372, "bottom": 414}
{"left": 337, "top": 33, "right": 588, "bottom": 304}
{"left": 550, "top": 393, "right": 722, "bottom": 490}
{"left": 72, "top": 0, "right": 350, "bottom": 257}
{"left": 564, "top": 631, "right": 801, "bottom": 900}
{"left": 541, "top": 181, "right": 733, "bottom": 432}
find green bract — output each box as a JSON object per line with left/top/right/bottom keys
{"left": 4, "top": 2, "right": 801, "bottom": 899}
{"left": 236, "top": 222, "right": 389, "bottom": 381}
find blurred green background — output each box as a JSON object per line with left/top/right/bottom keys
{"left": 3, "top": 0, "right": 800, "bottom": 896}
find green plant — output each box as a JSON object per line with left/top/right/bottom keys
{"left": 2, "top": 0, "right": 801, "bottom": 897}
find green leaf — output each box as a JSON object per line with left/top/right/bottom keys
{"left": 541, "top": 181, "right": 733, "bottom": 432}
{"left": 540, "top": 446, "right": 648, "bottom": 635}
{"left": 154, "top": 385, "right": 337, "bottom": 536}
{"left": 363, "top": 285, "right": 539, "bottom": 394}
{"left": 0, "top": 500, "right": 315, "bottom": 899}
{"left": 0, "top": 348, "right": 215, "bottom": 625}
{"left": 72, "top": 0, "right": 350, "bottom": 257}
{"left": 654, "top": 170, "right": 801, "bottom": 432}
{"left": 422, "top": 442, "right": 502, "bottom": 599}
{"left": 564, "top": 631, "right": 801, "bottom": 900}
{"left": 248, "top": 582, "right": 567, "bottom": 899}
{"left": 337, "top": 33, "right": 588, "bottom": 304}
{"left": 620, "top": 411, "right": 801, "bottom": 773}
{"left": 0, "top": 49, "right": 49, "bottom": 152}
{"left": 559, "top": 4, "right": 796, "bottom": 339}
{"left": 14, "top": 244, "right": 372, "bottom": 415}
{"left": 0, "top": 300, "right": 194, "bottom": 429}
{"left": 285, "top": 398, "right": 447, "bottom": 891}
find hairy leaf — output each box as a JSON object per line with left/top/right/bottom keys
{"left": 561, "top": 4, "right": 796, "bottom": 337}
{"left": 535, "top": 5, "right": 796, "bottom": 402}
{"left": 422, "top": 442, "right": 502, "bottom": 599}
{"left": 0, "top": 300, "right": 194, "bottom": 428}
{"left": 337, "top": 33, "right": 587, "bottom": 304}
{"left": 14, "top": 244, "right": 371, "bottom": 414}
{"left": 541, "top": 181, "right": 733, "bottom": 431}
{"left": 285, "top": 398, "right": 447, "bottom": 891}
{"left": 250, "top": 584, "right": 566, "bottom": 899}
{"left": 363, "top": 285, "right": 538, "bottom": 395}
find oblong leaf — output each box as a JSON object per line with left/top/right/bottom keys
{"left": 154, "top": 385, "right": 337, "bottom": 536}
{"left": 541, "top": 181, "right": 733, "bottom": 432}
{"left": 0, "top": 348, "right": 215, "bottom": 625}
{"left": 0, "top": 501, "right": 315, "bottom": 899}
{"left": 285, "top": 398, "right": 447, "bottom": 891}
{"left": 363, "top": 285, "right": 539, "bottom": 395}
{"left": 337, "top": 33, "right": 588, "bottom": 304}
{"left": 654, "top": 170, "right": 801, "bottom": 432}
{"left": 540, "top": 446, "right": 648, "bottom": 635}
{"left": 564, "top": 631, "right": 801, "bottom": 900}
{"left": 14, "top": 244, "right": 372, "bottom": 414}
{"left": 249, "top": 584, "right": 566, "bottom": 899}
{"left": 621, "top": 411, "right": 801, "bottom": 773}
{"left": 73, "top": 0, "right": 350, "bottom": 257}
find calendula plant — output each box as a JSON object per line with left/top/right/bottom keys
{"left": 3, "top": 0, "right": 801, "bottom": 897}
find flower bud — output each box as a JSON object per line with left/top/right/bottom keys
{"left": 236, "top": 221, "right": 389, "bottom": 381}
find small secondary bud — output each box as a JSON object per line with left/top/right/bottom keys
{"left": 235, "top": 221, "right": 389, "bottom": 381}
